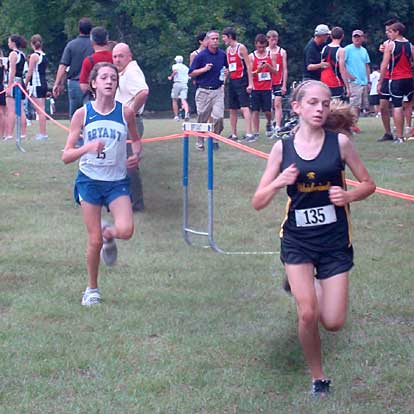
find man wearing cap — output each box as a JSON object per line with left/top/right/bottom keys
{"left": 79, "top": 27, "right": 113, "bottom": 94}
{"left": 344, "top": 30, "right": 371, "bottom": 131}
{"left": 168, "top": 55, "right": 190, "bottom": 121}
{"left": 303, "top": 24, "right": 331, "bottom": 81}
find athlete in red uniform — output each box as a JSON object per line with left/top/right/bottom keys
{"left": 378, "top": 22, "right": 414, "bottom": 143}
{"left": 249, "top": 34, "right": 277, "bottom": 141}
{"left": 267, "top": 30, "right": 288, "bottom": 132}
{"left": 222, "top": 27, "right": 254, "bottom": 141}
{"left": 320, "top": 27, "right": 349, "bottom": 100}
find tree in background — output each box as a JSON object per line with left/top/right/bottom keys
{"left": 1, "top": 0, "right": 413, "bottom": 110}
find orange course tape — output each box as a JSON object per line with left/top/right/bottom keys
{"left": 14, "top": 83, "right": 70, "bottom": 132}
{"left": 7, "top": 81, "right": 413, "bottom": 202}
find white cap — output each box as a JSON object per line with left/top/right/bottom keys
{"left": 314, "top": 24, "right": 331, "bottom": 36}
{"left": 174, "top": 55, "right": 183, "bottom": 63}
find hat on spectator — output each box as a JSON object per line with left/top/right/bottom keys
{"left": 352, "top": 29, "right": 364, "bottom": 36}
{"left": 314, "top": 24, "right": 331, "bottom": 36}
{"left": 174, "top": 55, "right": 183, "bottom": 63}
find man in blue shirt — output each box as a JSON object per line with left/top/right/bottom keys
{"left": 344, "top": 30, "right": 371, "bottom": 132}
{"left": 189, "top": 30, "right": 228, "bottom": 150}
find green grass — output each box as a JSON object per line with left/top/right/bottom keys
{"left": 1, "top": 117, "right": 413, "bottom": 413}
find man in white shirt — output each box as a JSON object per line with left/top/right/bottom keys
{"left": 168, "top": 55, "right": 190, "bottom": 120}
{"left": 113, "top": 42, "right": 149, "bottom": 212}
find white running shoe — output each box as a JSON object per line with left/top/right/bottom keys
{"left": 100, "top": 220, "right": 118, "bottom": 266}
{"left": 81, "top": 287, "right": 101, "bottom": 306}
{"left": 35, "top": 134, "right": 48, "bottom": 141}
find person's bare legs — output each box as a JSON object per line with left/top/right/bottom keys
{"left": 80, "top": 202, "right": 102, "bottom": 289}
{"left": 286, "top": 263, "right": 324, "bottom": 381}
{"left": 286, "top": 263, "right": 349, "bottom": 382}
{"left": 172, "top": 98, "right": 179, "bottom": 118}
{"left": 181, "top": 98, "right": 189, "bottom": 115}
{"left": 240, "top": 106, "right": 252, "bottom": 136}
{"left": 380, "top": 99, "right": 392, "bottom": 135}
{"left": 316, "top": 273, "right": 349, "bottom": 332}
{"left": 273, "top": 95, "right": 283, "bottom": 128}
{"left": 80, "top": 196, "right": 134, "bottom": 290}
{"left": 0, "top": 106, "right": 6, "bottom": 137}
{"left": 103, "top": 195, "right": 134, "bottom": 242}
{"left": 252, "top": 110, "right": 260, "bottom": 134}
{"left": 33, "top": 97, "right": 46, "bottom": 135}
{"left": 393, "top": 106, "right": 404, "bottom": 139}
{"left": 5, "top": 97, "right": 26, "bottom": 137}
{"left": 403, "top": 100, "right": 412, "bottom": 136}
{"left": 5, "top": 97, "right": 15, "bottom": 137}
{"left": 229, "top": 108, "right": 238, "bottom": 136}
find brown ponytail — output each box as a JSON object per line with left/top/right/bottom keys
{"left": 31, "top": 34, "right": 43, "bottom": 50}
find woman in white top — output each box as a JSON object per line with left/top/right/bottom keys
{"left": 25, "top": 34, "right": 49, "bottom": 140}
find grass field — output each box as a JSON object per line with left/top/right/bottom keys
{"left": 1, "top": 117, "right": 413, "bottom": 413}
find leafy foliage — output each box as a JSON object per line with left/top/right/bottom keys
{"left": 1, "top": 0, "right": 414, "bottom": 109}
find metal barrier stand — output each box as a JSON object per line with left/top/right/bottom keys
{"left": 14, "top": 85, "right": 25, "bottom": 153}
{"left": 182, "top": 122, "right": 277, "bottom": 255}
{"left": 182, "top": 123, "right": 212, "bottom": 248}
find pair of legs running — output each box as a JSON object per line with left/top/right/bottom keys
{"left": 286, "top": 263, "right": 349, "bottom": 395}
{"left": 80, "top": 195, "right": 134, "bottom": 304}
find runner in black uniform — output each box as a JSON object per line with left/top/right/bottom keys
{"left": 378, "top": 22, "right": 414, "bottom": 143}
{"left": 0, "top": 50, "right": 6, "bottom": 139}
{"left": 4, "top": 34, "right": 27, "bottom": 140}
{"left": 25, "top": 34, "right": 49, "bottom": 140}
{"left": 252, "top": 80, "right": 375, "bottom": 397}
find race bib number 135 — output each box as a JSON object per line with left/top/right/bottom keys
{"left": 295, "top": 204, "right": 337, "bottom": 227}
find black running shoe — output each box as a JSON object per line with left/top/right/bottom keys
{"left": 311, "top": 379, "right": 331, "bottom": 398}
{"left": 377, "top": 133, "right": 394, "bottom": 142}
{"left": 282, "top": 275, "right": 292, "bottom": 295}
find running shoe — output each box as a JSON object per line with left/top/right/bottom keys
{"left": 311, "top": 379, "right": 331, "bottom": 398}
{"left": 100, "top": 220, "right": 118, "bottom": 266}
{"left": 174, "top": 115, "right": 180, "bottom": 121}
{"left": 282, "top": 275, "right": 292, "bottom": 295}
{"left": 196, "top": 137, "right": 204, "bottom": 151}
{"left": 265, "top": 123, "right": 273, "bottom": 137}
{"left": 241, "top": 134, "right": 253, "bottom": 142}
{"left": 377, "top": 133, "right": 394, "bottom": 142}
{"left": 2, "top": 136, "right": 14, "bottom": 141}
{"left": 184, "top": 113, "right": 190, "bottom": 121}
{"left": 228, "top": 134, "right": 238, "bottom": 141}
{"left": 392, "top": 137, "right": 404, "bottom": 144}
{"left": 246, "top": 133, "right": 259, "bottom": 143}
{"left": 35, "top": 134, "right": 48, "bottom": 141}
{"left": 81, "top": 287, "right": 101, "bottom": 307}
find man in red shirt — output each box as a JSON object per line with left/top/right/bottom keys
{"left": 79, "top": 27, "right": 113, "bottom": 93}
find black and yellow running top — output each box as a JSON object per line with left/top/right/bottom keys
{"left": 279, "top": 130, "right": 352, "bottom": 251}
